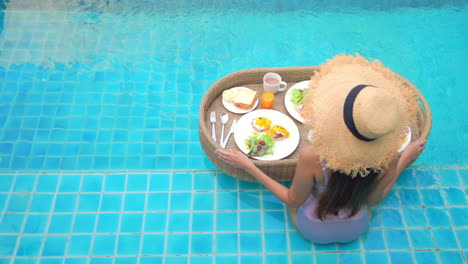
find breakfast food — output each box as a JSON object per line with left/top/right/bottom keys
{"left": 222, "top": 89, "right": 236, "bottom": 102}
{"left": 233, "top": 88, "right": 258, "bottom": 110}
{"left": 290, "top": 88, "right": 309, "bottom": 115}
{"left": 251, "top": 117, "right": 272, "bottom": 132}
{"left": 267, "top": 125, "right": 290, "bottom": 141}
{"left": 245, "top": 132, "right": 275, "bottom": 157}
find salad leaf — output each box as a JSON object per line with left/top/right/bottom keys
{"left": 244, "top": 132, "right": 275, "bottom": 157}
{"left": 290, "top": 88, "right": 309, "bottom": 107}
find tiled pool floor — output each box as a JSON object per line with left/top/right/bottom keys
{"left": 0, "top": 167, "right": 466, "bottom": 264}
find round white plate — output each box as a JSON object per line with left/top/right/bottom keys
{"left": 234, "top": 109, "right": 300, "bottom": 160}
{"left": 284, "top": 80, "right": 309, "bottom": 123}
{"left": 222, "top": 87, "right": 259, "bottom": 114}
{"left": 398, "top": 127, "right": 412, "bottom": 153}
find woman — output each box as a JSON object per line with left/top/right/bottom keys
{"left": 216, "top": 54, "right": 427, "bottom": 243}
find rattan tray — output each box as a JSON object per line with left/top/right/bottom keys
{"left": 199, "top": 66, "right": 432, "bottom": 182}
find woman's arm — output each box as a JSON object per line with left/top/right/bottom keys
{"left": 366, "top": 139, "right": 426, "bottom": 206}
{"left": 216, "top": 147, "right": 317, "bottom": 208}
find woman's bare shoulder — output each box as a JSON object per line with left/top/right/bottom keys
{"left": 298, "top": 146, "right": 321, "bottom": 167}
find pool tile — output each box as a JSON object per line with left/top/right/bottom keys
{"left": 144, "top": 213, "right": 166, "bottom": 232}
{"left": 263, "top": 211, "right": 286, "bottom": 231}
{"left": 438, "top": 169, "right": 461, "bottom": 187}
{"left": 42, "top": 235, "right": 67, "bottom": 256}
{"left": 0, "top": 175, "right": 14, "bottom": 191}
{"left": 380, "top": 208, "right": 404, "bottom": 228}
{"left": 0, "top": 235, "right": 17, "bottom": 255}
{"left": 120, "top": 213, "right": 143, "bottom": 233}
{"left": 438, "top": 251, "right": 465, "bottom": 264}
{"left": 166, "top": 234, "right": 189, "bottom": 255}
{"left": 171, "top": 173, "right": 192, "bottom": 191}
{"left": 23, "top": 214, "right": 48, "bottom": 234}
{"left": 191, "top": 212, "right": 214, "bottom": 232}
{"left": 100, "top": 194, "right": 123, "bottom": 212}
{"left": 314, "top": 242, "right": 338, "bottom": 252}
{"left": 389, "top": 251, "right": 413, "bottom": 264}
{"left": 67, "top": 235, "right": 92, "bottom": 256}
{"left": 396, "top": 169, "right": 416, "bottom": 187}
{"left": 141, "top": 234, "right": 165, "bottom": 255}
{"left": 455, "top": 229, "right": 468, "bottom": 248}
{"left": 398, "top": 189, "right": 422, "bottom": 207}
{"left": 39, "top": 259, "right": 63, "bottom": 264}
{"left": 149, "top": 173, "right": 171, "bottom": 191}
{"left": 217, "top": 173, "right": 238, "bottom": 191}
{"left": 167, "top": 212, "right": 190, "bottom": 232}
{"left": 104, "top": 174, "right": 126, "bottom": 192}
{"left": 126, "top": 174, "right": 148, "bottom": 191}
{"left": 385, "top": 230, "right": 410, "bottom": 250}
{"left": 420, "top": 189, "right": 445, "bottom": 206}
{"left": 92, "top": 235, "right": 116, "bottom": 256}
{"left": 402, "top": 208, "right": 428, "bottom": 227}
{"left": 288, "top": 231, "right": 313, "bottom": 252}
{"left": 191, "top": 234, "right": 213, "bottom": 254}
{"left": 239, "top": 233, "right": 263, "bottom": 253}
{"left": 265, "top": 254, "right": 288, "bottom": 264}
{"left": 449, "top": 208, "right": 468, "bottom": 226}
{"left": 240, "top": 211, "right": 261, "bottom": 231}
{"left": 265, "top": 232, "right": 288, "bottom": 253}
{"left": 96, "top": 213, "right": 120, "bottom": 233}
{"left": 48, "top": 214, "right": 73, "bottom": 233}
{"left": 216, "top": 212, "right": 237, "bottom": 231}
{"left": 339, "top": 237, "right": 362, "bottom": 251}
{"left": 12, "top": 175, "right": 36, "bottom": 192}
{"left": 426, "top": 208, "right": 452, "bottom": 227}
{"left": 262, "top": 193, "right": 284, "bottom": 210}
{"left": 123, "top": 193, "right": 145, "bottom": 211}
{"left": 362, "top": 229, "right": 386, "bottom": 250}
{"left": 340, "top": 252, "right": 364, "bottom": 264}
{"left": 78, "top": 194, "right": 101, "bottom": 212}
{"left": 140, "top": 257, "right": 163, "bottom": 264}
{"left": 116, "top": 234, "right": 140, "bottom": 255}
{"left": 365, "top": 252, "right": 389, "bottom": 264}
{"left": 216, "top": 233, "right": 238, "bottom": 254}
{"left": 53, "top": 194, "right": 77, "bottom": 212}
{"left": 35, "top": 174, "right": 59, "bottom": 192}
{"left": 72, "top": 214, "right": 96, "bottom": 233}
{"left": 192, "top": 192, "right": 214, "bottom": 211}
{"left": 81, "top": 175, "right": 104, "bottom": 192}
{"left": 380, "top": 189, "right": 400, "bottom": 207}
{"left": 433, "top": 229, "right": 459, "bottom": 249}
{"left": 29, "top": 194, "right": 53, "bottom": 212}
{"left": 168, "top": 192, "right": 191, "bottom": 211}
{"left": 442, "top": 188, "right": 467, "bottom": 205}
{"left": 6, "top": 193, "right": 31, "bottom": 212}
{"left": 416, "top": 169, "right": 440, "bottom": 187}
{"left": 415, "top": 251, "right": 438, "bottom": 264}
{"left": 316, "top": 253, "right": 339, "bottom": 263}
{"left": 214, "top": 256, "right": 237, "bottom": 264}
{"left": 59, "top": 175, "right": 81, "bottom": 192}
{"left": 408, "top": 229, "right": 435, "bottom": 249}
{"left": 0, "top": 214, "right": 25, "bottom": 233}
{"left": 239, "top": 191, "right": 261, "bottom": 210}
{"left": 216, "top": 191, "right": 238, "bottom": 210}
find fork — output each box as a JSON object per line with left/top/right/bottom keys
{"left": 210, "top": 111, "right": 216, "bottom": 142}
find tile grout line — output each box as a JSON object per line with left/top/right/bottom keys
{"left": 9, "top": 172, "right": 38, "bottom": 264}
{"left": 62, "top": 173, "right": 84, "bottom": 262}
{"left": 85, "top": 172, "right": 107, "bottom": 264}
{"left": 259, "top": 189, "right": 266, "bottom": 264}
{"left": 136, "top": 173, "right": 150, "bottom": 264}
{"left": 236, "top": 175, "right": 241, "bottom": 264}
{"left": 212, "top": 170, "right": 219, "bottom": 263}
{"left": 112, "top": 172, "right": 129, "bottom": 264}
{"left": 187, "top": 171, "right": 195, "bottom": 264}
{"left": 161, "top": 169, "right": 174, "bottom": 264}
{"left": 281, "top": 204, "right": 293, "bottom": 264}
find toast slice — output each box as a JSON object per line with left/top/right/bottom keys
{"left": 233, "top": 88, "right": 257, "bottom": 110}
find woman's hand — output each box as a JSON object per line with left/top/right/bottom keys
{"left": 216, "top": 149, "right": 255, "bottom": 171}
{"left": 400, "top": 139, "right": 427, "bottom": 165}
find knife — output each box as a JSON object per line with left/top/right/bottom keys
{"left": 221, "top": 119, "right": 237, "bottom": 148}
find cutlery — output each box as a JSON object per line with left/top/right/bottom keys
{"left": 220, "top": 113, "right": 229, "bottom": 146}
{"left": 210, "top": 111, "right": 216, "bottom": 142}
{"left": 221, "top": 119, "right": 237, "bottom": 148}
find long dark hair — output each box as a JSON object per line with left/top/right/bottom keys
{"left": 315, "top": 169, "right": 379, "bottom": 220}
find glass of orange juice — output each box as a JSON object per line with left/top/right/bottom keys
{"left": 261, "top": 92, "right": 275, "bottom": 109}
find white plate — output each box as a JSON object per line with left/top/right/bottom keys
{"left": 284, "top": 80, "right": 309, "bottom": 123}
{"left": 222, "top": 87, "right": 259, "bottom": 114}
{"left": 398, "top": 127, "right": 412, "bottom": 153}
{"left": 234, "top": 109, "right": 300, "bottom": 160}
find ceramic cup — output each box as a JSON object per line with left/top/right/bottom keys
{"left": 263, "top": 72, "right": 287, "bottom": 94}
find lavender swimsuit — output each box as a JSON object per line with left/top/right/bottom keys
{"left": 296, "top": 163, "right": 370, "bottom": 244}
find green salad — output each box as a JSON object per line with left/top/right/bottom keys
{"left": 290, "top": 88, "right": 309, "bottom": 107}
{"left": 245, "top": 132, "right": 275, "bottom": 157}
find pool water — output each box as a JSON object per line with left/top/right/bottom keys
{"left": 0, "top": 0, "right": 467, "bottom": 263}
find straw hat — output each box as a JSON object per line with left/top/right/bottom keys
{"left": 302, "top": 53, "right": 418, "bottom": 177}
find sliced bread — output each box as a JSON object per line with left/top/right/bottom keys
{"left": 233, "top": 88, "right": 257, "bottom": 110}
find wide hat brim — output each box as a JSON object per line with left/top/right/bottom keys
{"left": 302, "top": 54, "right": 419, "bottom": 177}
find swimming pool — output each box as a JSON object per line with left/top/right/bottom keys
{"left": 0, "top": 0, "right": 467, "bottom": 263}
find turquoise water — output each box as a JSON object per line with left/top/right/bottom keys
{"left": 0, "top": 1, "right": 467, "bottom": 263}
